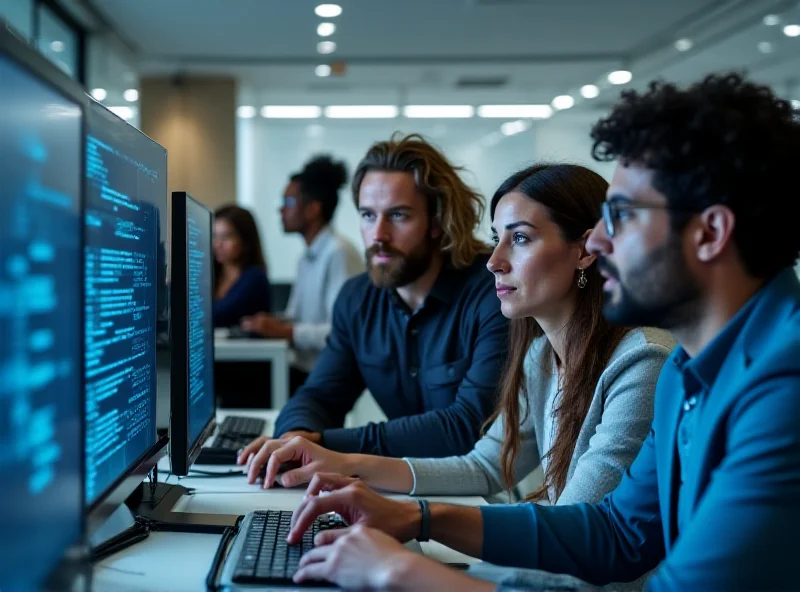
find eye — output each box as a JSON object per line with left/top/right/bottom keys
{"left": 390, "top": 212, "right": 407, "bottom": 221}
{"left": 615, "top": 208, "right": 634, "bottom": 222}
{"left": 360, "top": 211, "right": 375, "bottom": 221}
{"left": 512, "top": 232, "right": 530, "bottom": 244}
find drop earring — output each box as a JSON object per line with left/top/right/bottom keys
{"left": 577, "top": 268, "right": 588, "bottom": 289}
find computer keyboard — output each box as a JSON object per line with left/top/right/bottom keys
{"left": 232, "top": 509, "right": 346, "bottom": 586}
{"left": 194, "top": 415, "right": 267, "bottom": 465}
{"left": 218, "top": 415, "right": 266, "bottom": 439}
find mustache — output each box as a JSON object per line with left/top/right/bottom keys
{"left": 366, "top": 244, "right": 404, "bottom": 258}
{"left": 597, "top": 257, "right": 619, "bottom": 281}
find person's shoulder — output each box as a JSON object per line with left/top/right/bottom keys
{"left": 240, "top": 265, "right": 269, "bottom": 284}
{"left": 614, "top": 327, "right": 676, "bottom": 357}
{"left": 601, "top": 328, "right": 675, "bottom": 386}
{"left": 336, "top": 272, "right": 373, "bottom": 300}
{"left": 455, "top": 253, "right": 495, "bottom": 292}
{"left": 328, "top": 231, "right": 361, "bottom": 257}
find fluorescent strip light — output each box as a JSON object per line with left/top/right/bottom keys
{"left": 477, "top": 105, "right": 553, "bottom": 119}
{"left": 783, "top": 24, "right": 800, "bottom": 37}
{"left": 315, "top": 4, "right": 342, "bottom": 18}
{"left": 261, "top": 106, "right": 322, "bottom": 119}
{"left": 551, "top": 95, "right": 575, "bottom": 110}
{"left": 608, "top": 70, "right": 633, "bottom": 85}
{"left": 500, "top": 120, "right": 531, "bottom": 136}
{"left": 403, "top": 105, "right": 474, "bottom": 118}
{"left": 324, "top": 105, "right": 399, "bottom": 118}
{"left": 237, "top": 106, "right": 257, "bottom": 119}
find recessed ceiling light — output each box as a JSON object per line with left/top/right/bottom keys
{"left": 763, "top": 14, "right": 781, "bottom": 26}
{"left": 783, "top": 24, "right": 800, "bottom": 37}
{"left": 315, "top": 4, "right": 342, "bottom": 18}
{"left": 108, "top": 106, "right": 134, "bottom": 121}
{"left": 551, "top": 95, "right": 575, "bottom": 110}
{"left": 123, "top": 89, "right": 139, "bottom": 102}
{"left": 315, "top": 64, "right": 332, "bottom": 77}
{"left": 50, "top": 40, "right": 64, "bottom": 52}
{"left": 792, "top": 99, "right": 800, "bottom": 110}
{"left": 261, "top": 106, "right": 322, "bottom": 119}
{"left": 90, "top": 88, "right": 107, "bottom": 101}
{"left": 317, "top": 22, "right": 336, "bottom": 37}
{"left": 675, "top": 38, "right": 693, "bottom": 51}
{"left": 580, "top": 84, "right": 600, "bottom": 99}
{"left": 758, "top": 41, "right": 775, "bottom": 53}
{"left": 477, "top": 105, "right": 553, "bottom": 119}
{"left": 608, "top": 70, "right": 633, "bottom": 85}
{"left": 317, "top": 41, "right": 337, "bottom": 54}
{"left": 237, "top": 106, "right": 257, "bottom": 119}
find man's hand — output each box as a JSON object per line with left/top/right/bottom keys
{"left": 287, "top": 473, "right": 421, "bottom": 545}
{"left": 236, "top": 431, "right": 322, "bottom": 485}
{"left": 240, "top": 313, "right": 293, "bottom": 340}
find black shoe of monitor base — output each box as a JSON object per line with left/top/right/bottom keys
{"left": 126, "top": 481, "right": 241, "bottom": 534}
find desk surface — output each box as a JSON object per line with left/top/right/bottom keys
{"left": 96, "top": 410, "right": 485, "bottom": 591}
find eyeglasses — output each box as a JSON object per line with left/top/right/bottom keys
{"left": 281, "top": 196, "right": 299, "bottom": 209}
{"left": 601, "top": 201, "right": 696, "bottom": 238}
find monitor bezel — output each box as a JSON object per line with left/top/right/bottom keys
{"left": 0, "top": 20, "right": 91, "bottom": 587}
{"left": 83, "top": 99, "right": 170, "bottom": 532}
{"left": 169, "top": 191, "right": 217, "bottom": 476}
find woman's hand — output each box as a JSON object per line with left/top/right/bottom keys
{"left": 236, "top": 433, "right": 323, "bottom": 486}
{"left": 261, "top": 436, "right": 352, "bottom": 488}
{"left": 293, "top": 525, "right": 418, "bottom": 589}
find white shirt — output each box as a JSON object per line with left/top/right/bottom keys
{"left": 285, "top": 227, "right": 364, "bottom": 372}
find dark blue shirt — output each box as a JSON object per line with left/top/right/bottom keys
{"left": 274, "top": 255, "right": 510, "bottom": 457}
{"left": 213, "top": 265, "right": 272, "bottom": 327}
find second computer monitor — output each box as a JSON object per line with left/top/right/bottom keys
{"left": 83, "top": 100, "right": 168, "bottom": 531}
{"left": 170, "top": 191, "right": 216, "bottom": 476}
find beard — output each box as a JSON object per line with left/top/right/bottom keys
{"left": 599, "top": 234, "right": 703, "bottom": 330}
{"left": 365, "top": 240, "right": 434, "bottom": 289}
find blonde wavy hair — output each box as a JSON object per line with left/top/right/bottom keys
{"left": 351, "top": 133, "right": 490, "bottom": 268}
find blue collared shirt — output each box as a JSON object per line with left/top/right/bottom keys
{"left": 274, "top": 254, "right": 510, "bottom": 457}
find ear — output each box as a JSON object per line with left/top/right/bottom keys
{"left": 429, "top": 214, "right": 443, "bottom": 240}
{"left": 576, "top": 228, "right": 597, "bottom": 270}
{"left": 694, "top": 205, "right": 735, "bottom": 263}
{"left": 305, "top": 199, "right": 323, "bottom": 220}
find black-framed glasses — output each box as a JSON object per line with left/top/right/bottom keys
{"left": 601, "top": 201, "right": 696, "bottom": 238}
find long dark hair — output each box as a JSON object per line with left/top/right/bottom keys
{"left": 487, "top": 164, "right": 628, "bottom": 502}
{"left": 213, "top": 204, "right": 267, "bottom": 289}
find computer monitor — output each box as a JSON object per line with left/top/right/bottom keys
{"left": 0, "top": 23, "right": 86, "bottom": 590}
{"left": 170, "top": 191, "right": 216, "bottom": 475}
{"left": 83, "top": 99, "right": 169, "bottom": 537}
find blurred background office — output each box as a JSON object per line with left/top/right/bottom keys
{"left": 5, "top": 0, "right": 798, "bottom": 298}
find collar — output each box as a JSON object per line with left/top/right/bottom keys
{"left": 305, "top": 226, "right": 333, "bottom": 261}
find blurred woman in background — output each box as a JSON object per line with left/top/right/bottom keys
{"left": 213, "top": 204, "right": 272, "bottom": 327}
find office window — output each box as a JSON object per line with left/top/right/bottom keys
{"left": 0, "top": 0, "right": 33, "bottom": 39}
{"left": 37, "top": 3, "right": 77, "bottom": 78}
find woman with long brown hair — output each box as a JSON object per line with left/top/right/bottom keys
{"left": 249, "top": 164, "right": 673, "bottom": 512}
{"left": 212, "top": 204, "right": 272, "bottom": 327}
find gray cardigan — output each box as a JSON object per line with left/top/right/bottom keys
{"left": 405, "top": 327, "right": 674, "bottom": 504}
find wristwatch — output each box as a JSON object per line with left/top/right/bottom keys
{"left": 416, "top": 499, "right": 431, "bottom": 542}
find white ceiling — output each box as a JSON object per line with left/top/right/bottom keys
{"left": 81, "top": 0, "right": 800, "bottom": 107}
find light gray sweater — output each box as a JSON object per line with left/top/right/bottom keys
{"left": 405, "top": 327, "right": 674, "bottom": 504}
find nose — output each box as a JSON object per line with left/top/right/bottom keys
{"left": 372, "top": 216, "right": 392, "bottom": 244}
{"left": 486, "top": 244, "right": 509, "bottom": 275}
{"left": 586, "top": 219, "right": 611, "bottom": 258}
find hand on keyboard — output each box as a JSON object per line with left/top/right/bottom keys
{"left": 293, "top": 524, "right": 420, "bottom": 589}
{"left": 286, "top": 474, "right": 421, "bottom": 546}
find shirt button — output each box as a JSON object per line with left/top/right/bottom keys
{"left": 409, "top": 367, "right": 418, "bottom": 378}
{"left": 410, "top": 327, "right": 418, "bottom": 336}
{"left": 683, "top": 395, "right": 698, "bottom": 412}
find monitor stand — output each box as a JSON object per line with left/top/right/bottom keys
{"left": 90, "top": 503, "right": 149, "bottom": 561}
{"left": 127, "top": 477, "right": 240, "bottom": 534}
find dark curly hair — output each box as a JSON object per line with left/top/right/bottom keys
{"left": 590, "top": 72, "right": 800, "bottom": 279}
{"left": 296, "top": 155, "right": 348, "bottom": 223}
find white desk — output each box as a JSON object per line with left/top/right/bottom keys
{"left": 95, "top": 410, "right": 485, "bottom": 591}
{"left": 214, "top": 335, "right": 290, "bottom": 409}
